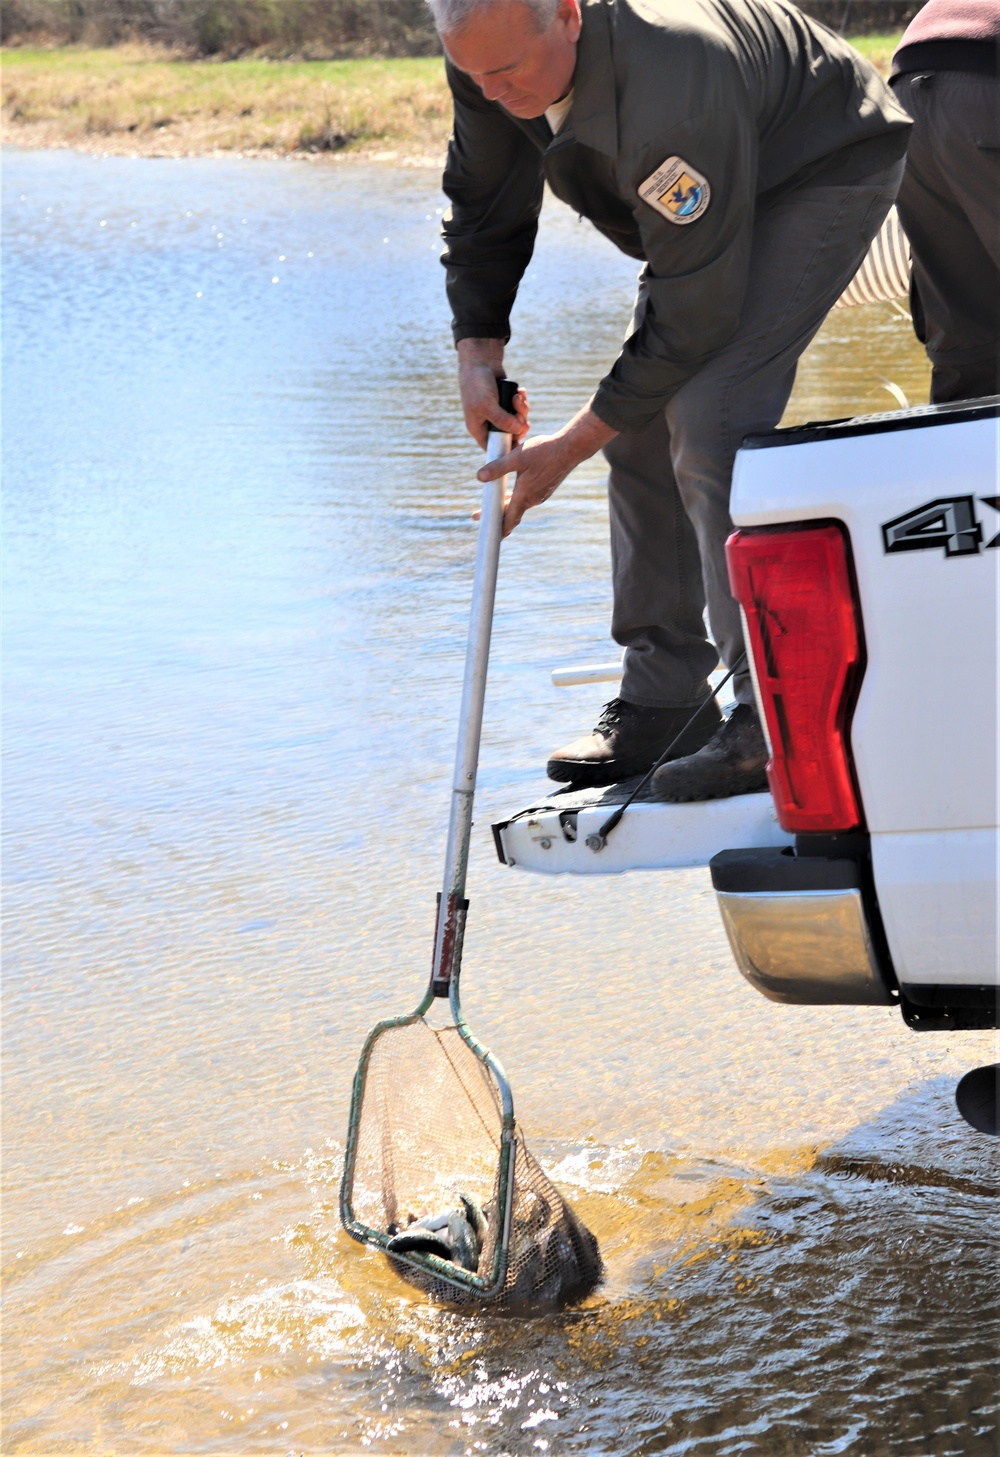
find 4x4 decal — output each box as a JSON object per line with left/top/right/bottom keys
{"left": 882, "top": 495, "right": 1000, "bottom": 557}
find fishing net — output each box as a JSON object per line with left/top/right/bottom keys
{"left": 341, "top": 1017, "right": 602, "bottom": 1314}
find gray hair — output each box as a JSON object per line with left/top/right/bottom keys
{"left": 427, "top": 0, "right": 559, "bottom": 36}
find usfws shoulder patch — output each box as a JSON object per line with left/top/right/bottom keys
{"left": 638, "top": 156, "right": 710, "bottom": 225}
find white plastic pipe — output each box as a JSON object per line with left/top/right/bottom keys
{"left": 552, "top": 656, "right": 727, "bottom": 687}
{"left": 835, "top": 205, "right": 911, "bottom": 309}
{"left": 551, "top": 661, "right": 625, "bottom": 688}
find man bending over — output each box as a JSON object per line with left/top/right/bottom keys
{"left": 432, "top": 0, "right": 910, "bottom": 798}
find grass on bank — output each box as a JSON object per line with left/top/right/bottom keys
{"left": 849, "top": 30, "right": 904, "bottom": 74}
{"left": 1, "top": 46, "right": 452, "bottom": 158}
{"left": 1, "top": 33, "right": 902, "bottom": 161}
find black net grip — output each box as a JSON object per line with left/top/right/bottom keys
{"left": 431, "top": 891, "right": 470, "bottom": 997}
{"left": 486, "top": 377, "right": 519, "bottom": 432}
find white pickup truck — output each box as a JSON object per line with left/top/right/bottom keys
{"left": 493, "top": 396, "right": 999, "bottom": 1129}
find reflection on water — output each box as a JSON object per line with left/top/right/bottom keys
{"left": 3, "top": 149, "right": 996, "bottom": 1454}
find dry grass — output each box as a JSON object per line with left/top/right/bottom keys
{"left": 1, "top": 45, "right": 452, "bottom": 160}
{"left": 850, "top": 31, "right": 904, "bottom": 77}
{"left": 1, "top": 33, "right": 901, "bottom": 163}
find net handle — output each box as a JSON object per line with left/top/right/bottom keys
{"left": 429, "top": 378, "right": 517, "bottom": 1001}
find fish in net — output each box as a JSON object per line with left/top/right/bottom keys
{"left": 341, "top": 1017, "right": 602, "bottom": 1314}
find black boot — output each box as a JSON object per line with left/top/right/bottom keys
{"left": 547, "top": 696, "right": 721, "bottom": 788}
{"left": 650, "top": 703, "right": 768, "bottom": 802}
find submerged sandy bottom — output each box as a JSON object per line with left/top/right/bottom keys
{"left": 4, "top": 148, "right": 996, "bottom": 1455}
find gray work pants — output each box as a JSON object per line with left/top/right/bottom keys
{"left": 605, "top": 159, "right": 904, "bottom": 708}
{"left": 893, "top": 71, "right": 1000, "bottom": 404}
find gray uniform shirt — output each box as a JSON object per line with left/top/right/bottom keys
{"left": 442, "top": 0, "right": 911, "bottom": 431}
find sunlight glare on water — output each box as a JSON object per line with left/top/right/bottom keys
{"left": 3, "top": 149, "right": 997, "bottom": 1455}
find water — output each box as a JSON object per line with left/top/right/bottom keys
{"left": 3, "top": 148, "right": 997, "bottom": 1455}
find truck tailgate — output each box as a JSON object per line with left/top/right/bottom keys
{"left": 730, "top": 400, "right": 999, "bottom": 993}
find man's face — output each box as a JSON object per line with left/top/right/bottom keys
{"left": 443, "top": 0, "right": 582, "bottom": 119}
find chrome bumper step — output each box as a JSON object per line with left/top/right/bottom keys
{"left": 710, "top": 848, "right": 895, "bottom": 1006}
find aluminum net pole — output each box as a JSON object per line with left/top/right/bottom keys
{"left": 431, "top": 406, "right": 513, "bottom": 996}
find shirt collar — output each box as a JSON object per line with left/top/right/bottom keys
{"left": 564, "top": 0, "right": 618, "bottom": 157}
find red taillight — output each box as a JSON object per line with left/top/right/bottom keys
{"left": 726, "top": 523, "right": 864, "bottom": 833}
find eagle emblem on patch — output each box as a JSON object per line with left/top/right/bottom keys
{"left": 638, "top": 156, "right": 711, "bottom": 225}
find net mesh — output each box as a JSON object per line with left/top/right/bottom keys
{"left": 345, "top": 1018, "right": 602, "bottom": 1313}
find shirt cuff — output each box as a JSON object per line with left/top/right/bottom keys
{"left": 452, "top": 321, "right": 512, "bottom": 346}
{"left": 590, "top": 381, "right": 664, "bottom": 434}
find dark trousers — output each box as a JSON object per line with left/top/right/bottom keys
{"left": 894, "top": 70, "right": 1000, "bottom": 404}
{"left": 605, "top": 161, "right": 903, "bottom": 708}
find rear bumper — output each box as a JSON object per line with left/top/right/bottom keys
{"left": 710, "top": 847, "right": 896, "bottom": 1006}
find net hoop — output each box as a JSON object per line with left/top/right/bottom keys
{"left": 339, "top": 1004, "right": 518, "bottom": 1298}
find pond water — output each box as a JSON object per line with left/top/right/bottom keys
{"left": 3, "top": 148, "right": 997, "bottom": 1456}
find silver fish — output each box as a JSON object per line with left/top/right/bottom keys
{"left": 410, "top": 1209, "right": 452, "bottom": 1233}
{"left": 458, "top": 1192, "right": 489, "bottom": 1251}
{"left": 386, "top": 1196, "right": 485, "bottom": 1272}
{"left": 386, "top": 1226, "right": 453, "bottom": 1260}
{"left": 447, "top": 1207, "right": 480, "bottom": 1271}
